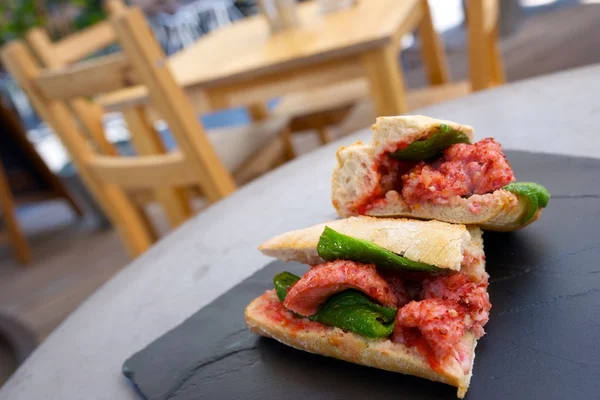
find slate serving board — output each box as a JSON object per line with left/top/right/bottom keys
{"left": 123, "top": 151, "right": 600, "bottom": 400}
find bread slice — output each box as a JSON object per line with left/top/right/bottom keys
{"left": 331, "top": 115, "right": 543, "bottom": 231}
{"left": 259, "top": 216, "right": 471, "bottom": 271}
{"left": 246, "top": 290, "right": 477, "bottom": 398}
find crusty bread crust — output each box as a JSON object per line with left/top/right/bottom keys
{"left": 331, "top": 115, "right": 539, "bottom": 231}
{"left": 259, "top": 216, "right": 471, "bottom": 270}
{"left": 462, "top": 227, "right": 488, "bottom": 282}
{"left": 371, "top": 115, "right": 474, "bottom": 156}
{"left": 246, "top": 290, "right": 475, "bottom": 398}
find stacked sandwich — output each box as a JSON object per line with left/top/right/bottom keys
{"left": 245, "top": 116, "right": 550, "bottom": 397}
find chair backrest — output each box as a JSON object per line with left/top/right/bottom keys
{"left": 105, "top": 0, "right": 127, "bottom": 15}
{"left": 26, "top": 0, "right": 129, "bottom": 156}
{"left": 26, "top": 19, "right": 121, "bottom": 156}
{"left": 2, "top": 7, "right": 236, "bottom": 256}
{"left": 467, "top": 0, "right": 506, "bottom": 91}
{"left": 26, "top": 21, "right": 118, "bottom": 69}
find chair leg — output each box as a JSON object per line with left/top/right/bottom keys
{"left": 489, "top": 34, "right": 506, "bottom": 85}
{"left": 248, "top": 102, "right": 269, "bottom": 121}
{"left": 316, "top": 127, "right": 330, "bottom": 145}
{"left": 0, "top": 162, "right": 32, "bottom": 264}
{"left": 281, "top": 126, "right": 296, "bottom": 160}
{"left": 137, "top": 205, "right": 160, "bottom": 242}
{"left": 418, "top": 0, "right": 450, "bottom": 86}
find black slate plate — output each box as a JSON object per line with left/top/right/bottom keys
{"left": 123, "top": 151, "right": 600, "bottom": 400}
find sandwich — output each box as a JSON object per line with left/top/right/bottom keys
{"left": 245, "top": 216, "right": 490, "bottom": 398}
{"left": 331, "top": 115, "right": 550, "bottom": 231}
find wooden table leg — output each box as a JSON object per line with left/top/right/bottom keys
{"left": 418, "top": 0, "right": 450, "bottom": 85}
{"left": 0, "top": 161, "right": 32, "bottom": 264}
{"left": 362, "top": 46, "right": 408, "bottom": 116}
{"left": 248, "top": 102, "right": 270, "bottom": 121}
{"left": 123, "top": 107, "right": 193, "bottom": 229}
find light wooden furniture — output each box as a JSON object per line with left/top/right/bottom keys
{"left": 25, "top": 9, "right": 291, "bottom": 244}
{"left": 276, "top": 0, "right": 506, "bottom": 130}
{"left": 26, "top": 21, "right": 119, "bottom": 156}
{"left": 467, "top": 0, "right": 506, "bottom": 90}
{"left": 405, "top": 0, "right": 505, "bottom": 109}
{"left": 99, "top": 0, "right": 444, "bottom": 119}
{"left": 0, "top": 158, "right": 31, "bottom": 264}
{"left": 26, "top": 11, "right": 290, "bottom": 167}
{"left": 274, "top": 0, "right": 506, "bottom": 136}
{"left": 105, "top": 0, "right": 127, "bottom": 15}
{"left": 0, "top": 97, "right": 84, "bottom": 264}
{"left": 2, "top": 8, "right": 289, "bottom": 257}
{"left": 271, "top": 0, "right": 447, "bottom": 151}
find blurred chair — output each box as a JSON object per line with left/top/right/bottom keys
{"left": 270, "top": 0, "right": 446, "bottom": 152}
{"left": 0, "top": 95, "right": 84, "bottom": 264}
{"left": 407, "top": 0, "right": 505, "bottom": 108}
{"left": 26, "top": 20, "right": 120, "bottom": 156}
{"left": 2, "top": 8, "right": 290, "bottom": 257}
{"left": 274, "top": 0, "right": 505, "bottom": 152}
{"left": 0, "top": 157, "right": 31, "bottom": 264}
{"left": 25, "top": 6, "right": 291, "bottom": 214}
{"left": 105, "top": 0, "right": 127, "bottom": 15}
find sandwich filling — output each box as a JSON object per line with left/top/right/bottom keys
{"left": 266, "top": 227, "right": 491, "bottom": 375}
{"left": 352, "top": 125, "right": 549, "bottom": 223}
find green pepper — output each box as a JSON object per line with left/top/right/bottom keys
{"left": 317, "top": 226, "right": 441, "bottom": 272}
{"left": 272, "top": 272, "right": 396, "bottom": 338}
{"left": 503, "top": 182, "right": 551, "bottom": 223}
{"left": 273, "top": 271, "right": 300, "bottom": 302}
{"left": 389, "top": 124, "right": 471, "bottom": 161}
{"left": 310, "top": 290, "right": 397, "bottom": 338}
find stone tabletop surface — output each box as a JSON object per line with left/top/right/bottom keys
{"left": 1, "top": 64, "right": 599, "bottom": 399}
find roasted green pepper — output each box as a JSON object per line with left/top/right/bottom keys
{"left": 390, "top": 124, "right": 471, "bottom": 161}
{"left": 273, "top": 271, "right": 300, "bottom": 302}
{"left": 317, "top": 226, "right": 441, "bottom": 272}
{"left": 273, "top": 272, "right": 397, "bottom": 338}
{"left": 310, "top": 290, "right": 396, "bottom": 338}
{"left": 503, "top": 182, "right": 551, "bottom": 223}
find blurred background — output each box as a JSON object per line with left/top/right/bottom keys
{"left": 1, "top": 0, "right": 599, "bottom": 388}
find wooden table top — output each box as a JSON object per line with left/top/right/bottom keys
{"left": 2, "top": 64, "right": 600, "bottom": 399}
{"left": 99, "top": 0, "right": 419, "bottom": 112}
{"left": 169, "top": 0, "right": 417, "bottom": 89}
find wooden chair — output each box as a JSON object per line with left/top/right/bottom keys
{"left": 406, "top": 0, "right": 505, "bottom": 108}
{"left": 1, "top": 8, "right": 288, "bottom": 257}
{"left": 24, "top": 7, "right": 290, "bottom": 239}
{"left": 0, "top": 96, "right": 85, "bottom": 264}
{"left": 273, "top": 0, "right": 505, "bottom": 151}
{"left": 26, "top": 12, "right": 290, "bottom": 175}
{"left": 0, "top": 158, "right": 31, "bottom": 264}
{"left": 105, "top": 0, "right": 127, "bottom": 15}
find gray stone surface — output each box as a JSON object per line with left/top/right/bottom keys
{"left": 1, "top": 64, "right": 600, "bottom": 400}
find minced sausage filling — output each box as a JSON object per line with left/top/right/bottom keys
{"left": 401, "top": 138, "right": 515, "bottom": 205}
{"left": 284, "top": 259, "right": 491, "bottom": 370}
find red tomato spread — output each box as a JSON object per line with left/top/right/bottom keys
{"left": 257, "top": 290, "right": 329, "bottom": 334}
{"left": 270, "top": 257, "right": 490, "bottom": 372}
{"left": 283, "top": 260, "right": 397, "bottom": 316}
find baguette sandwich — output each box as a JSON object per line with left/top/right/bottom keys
{"left": 331, "top": 115, "right": 550, "bottom": 231}
{"left": 246, "top": 216, "right": 490, "bottom": 398}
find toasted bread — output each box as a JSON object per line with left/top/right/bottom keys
{"left": 246, "top": 290, "right": 476, "bottom": 398}
{"left": 259, "top": 216, "right": 471, "bottom": 270}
